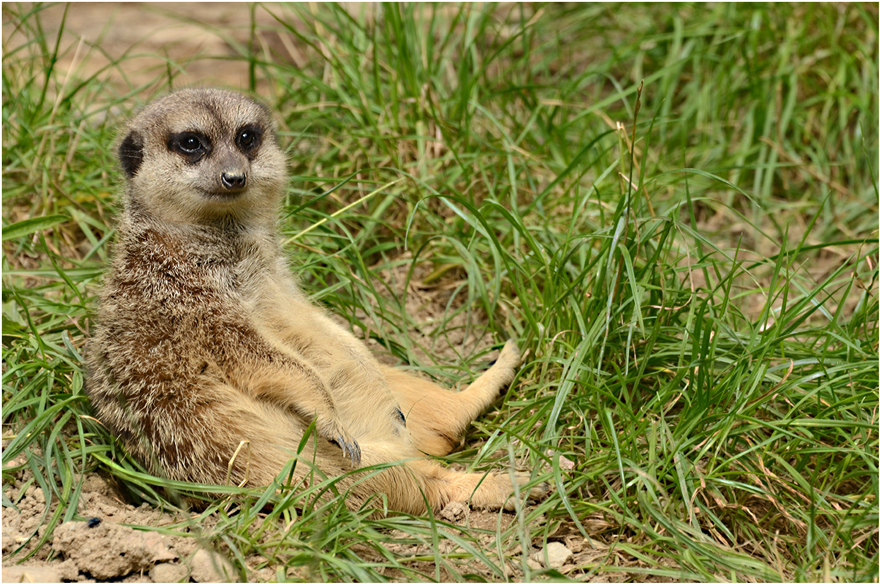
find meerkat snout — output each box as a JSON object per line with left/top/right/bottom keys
{"left": 217, "top": 144, "right": 249, "bottom": 193}
{"left": 221, "top": 170, "right": 247, "bottom": 191}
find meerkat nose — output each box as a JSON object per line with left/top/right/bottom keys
{"left": 221, "top": 171, "right": 247, "bottom": 191}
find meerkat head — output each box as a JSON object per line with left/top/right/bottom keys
{"left": 118, "top": 88, "right": 287, "bottom": 227}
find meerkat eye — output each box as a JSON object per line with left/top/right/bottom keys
{"left": 177, "top": 133, "right": 205, "bottom": 153}
{"left": 236, "top": 125, "right": 262, "bottom": 155}
{"left": 168, "top": 131, "right": 210, "bottom": 163}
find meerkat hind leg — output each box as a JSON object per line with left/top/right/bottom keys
{"left": 385, "top": 340, "right": 522, "bottom": 457}
{"left": 394, "top": 458, "right": 547, "bottom": 513}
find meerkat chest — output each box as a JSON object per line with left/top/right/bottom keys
{"left": 235, "top": 265, "right": 320, "bottom": 343}
{"left": 238, "top": 269, "right": 370, "bottom": 368}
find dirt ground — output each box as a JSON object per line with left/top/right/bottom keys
{"left": 3, "top": 3, "right": 281, "bottom": 92}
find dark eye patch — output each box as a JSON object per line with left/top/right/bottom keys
{"left": 118, "top": 131, "right": 144, "bottom": 177}
{"left": 235, "top": 124, "right": 263, "bottom": 158}
{"left": 168, "top": 131, "right": 210, "bottom": 163}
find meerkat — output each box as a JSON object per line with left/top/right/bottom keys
{"left": 85, "top": 88, "right": 547, "bottom": 514}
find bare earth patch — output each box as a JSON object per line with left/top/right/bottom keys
{"left": 3, "top": 468, "right": 199, "bottom": 582}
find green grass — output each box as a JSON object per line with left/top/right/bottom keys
{"left": 3, "top": 3, "right": 878, "bottom": 581}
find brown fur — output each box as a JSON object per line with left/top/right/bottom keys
{"left": 86, "top": 88, "right": 546, "bottom": 514}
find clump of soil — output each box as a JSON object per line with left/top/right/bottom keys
{"left": 2, "top": 469, "right": 208, "bottom": 583}
{"left": 53, "top": 521, "right": 179, "bottom": 580}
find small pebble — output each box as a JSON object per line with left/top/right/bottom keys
{"left": 530, "top": 542, "right": 573, "bottom": 568}
{"left": 439, "top": 500, "right": 467, "bottom": 522}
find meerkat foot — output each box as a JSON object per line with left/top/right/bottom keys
{"left": 458, "top": 470, "right": 549, "bottom": 511}
{"left": 500, "top": 472, "right": 550, "bottom": 511}
{"left": 496, "top": 339, "right": 521, "bottom": 369}
{"left": 318, "top": 418, "right": 361, "bottom": 465}
{"left": 467, "top": 471, "right": 549, "bottom": 511}
{"left": 464, "top": 339, "right": 521, "bottom": 402}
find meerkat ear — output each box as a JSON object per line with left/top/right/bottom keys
{"left": 118, "top": 130, "right": 144, "bottom": 178}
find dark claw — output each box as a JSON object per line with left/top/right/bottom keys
{"left": 336, "top": 436, "right": 361, "bottom": 466}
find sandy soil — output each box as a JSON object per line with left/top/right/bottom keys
{"left": 3, "top": 3, "right": 285, "bottom": 93}
{"left": 4, "top": 468, "right": 198, "bottom": 583}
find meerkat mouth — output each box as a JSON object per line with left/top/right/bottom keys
{"left": 200, "top": 189, "right": 247, "bottom": 202}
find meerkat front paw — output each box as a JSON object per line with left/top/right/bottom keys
{"left": 318, "top": 418, "right": 361, "bottom": 465}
